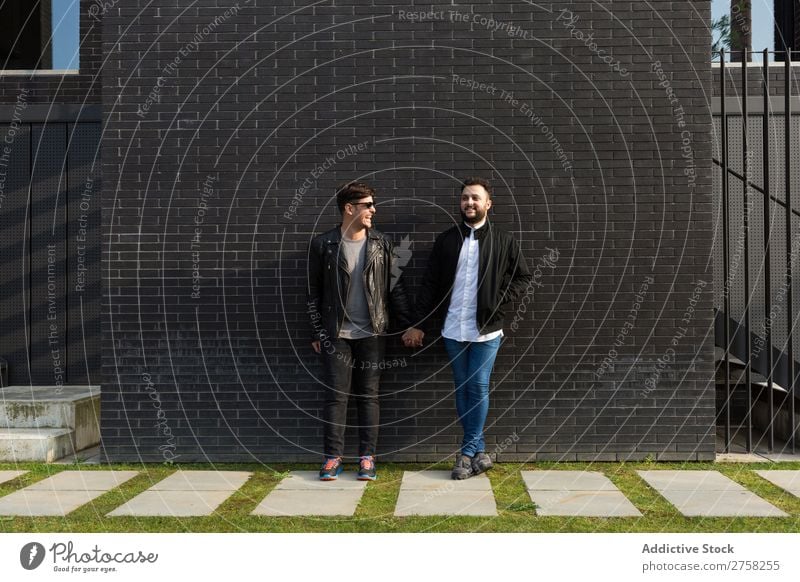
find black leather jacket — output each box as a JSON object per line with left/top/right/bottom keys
{"left": 307, "top": 227, "right": 412, "bottom": 341}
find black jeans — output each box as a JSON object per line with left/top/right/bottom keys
{"left": 321, "top": 335, "right": 385, "bottom": 458}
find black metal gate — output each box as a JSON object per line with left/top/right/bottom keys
{"left": 714, "top": 49, "right": 800, "bottom": 453}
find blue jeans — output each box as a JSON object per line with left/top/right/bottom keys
{"left": 443, "top": 336, "right": 502, "bottom": 457}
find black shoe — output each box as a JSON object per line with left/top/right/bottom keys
{"left": 471, "top": 452, "right": 493, "bottom": 475}
{"left": 319, "top": 456, "right": 343, "bottom": 480}
{"left": 451, "top": 454, "right": 474, "bottom": 480}
{"left": 357, "top": 456, "right": 377, "bottom": 481}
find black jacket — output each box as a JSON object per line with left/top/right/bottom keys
{"left": 413, "top": 221, "right": 532, "bottom": 334}
{"left": 307, "top": 227, "right": 412, "bottom": 341}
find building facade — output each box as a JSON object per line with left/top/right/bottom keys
{"left": 3, "top": 1, "right": 716, "bottom": 462}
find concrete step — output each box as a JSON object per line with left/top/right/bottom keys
{"left": 0, "top": 428, "right": 76, "bottom": 462}
{"left": 0, "top": 386, "right": 100, "bottom": 452}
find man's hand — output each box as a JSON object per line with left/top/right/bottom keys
{"left": 402, "top": 327, "right": 424, "bottom": 348}
{"left": 311, "top": 340, "right": 321, "bottom": 354}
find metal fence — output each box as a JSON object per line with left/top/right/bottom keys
{"left": 713, "top": 49, "right": 800, "bottom": 453}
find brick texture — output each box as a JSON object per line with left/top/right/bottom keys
{"left": 99, "top": 1, "right": 715, "bottom": 462}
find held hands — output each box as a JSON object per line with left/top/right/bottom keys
{"left": 402, "top": 327, "right": 424, "bottom": 348}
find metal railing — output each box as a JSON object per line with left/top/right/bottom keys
{"left": 714, "top": 49, "right": 798, "bottom": 454}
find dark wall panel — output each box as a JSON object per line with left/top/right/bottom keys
{"left": 29, "top": 124, "right": 67, "bottom": 385}
{"left": 0, "top": 121, "right": 101, "bottom": 387}
{"left": 66, "top": 122, "right": 101, "bottom": 385}
{"left": 0, "top": 124, "right": 30, "bottom": 385}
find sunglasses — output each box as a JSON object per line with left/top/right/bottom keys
{"left": 349, "top": 201, "right": 375, "bottom": 209}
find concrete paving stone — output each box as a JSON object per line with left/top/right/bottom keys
{"left": 400, "top": 470, "right": 492, "bottom": 491}
{"left": 715, "top": 452, "right": 767, "bottom": 463}
{"left": 252, "top": 489, "right": 365, "bottom": 516}
{"left": 755, "top": 470, "right": 800, "bottom": 496}
{"left": 521, "top": 470, "right": 618, "bottom": 491}
{"left": 656, "top": 490, "right": 788, "bottom": 517}
{"left": 27, "top": 470, "right": 139, "bottom": 491}
{"left": 0, "top": 470, "right": 26, "bottom": 485}
{"left": 0, "top": 470, "right": 138, "bottom": 516}
{"left": 394, "top": 489, "right": 497, "bottom": 516}
{"left": 107, "top": 490, "right": 235, "bottom": 517}
{"left": 760, "top": 452, "right": 800, "bottom": 462}
{"left": 0, "top": 489, "right": 101, "bottom": 516}
{"left": 637, "top": 470, "right": 746, "bottom": 492}
{"left": 54, "top": 445, "right": 102, "bottom": 465}
{"left": 529, "top": 490, "right": 642, "bottom": 517}
{"left": 149, "top": 470, "right": 251, "bottom": 491}
{"left": 274, "top": 470, "right": 368, "bottom": 491}
{"left": 394, "top": 471, "right": 496, "bottom": 516}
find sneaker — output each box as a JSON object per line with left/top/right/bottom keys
{"left": 357, "top": 456, "right": 377, "bottom": 481}
{"left": 471, "top": 452, "right": 493, "bottom": 475}
{"left": 319, "top": 456, "right": 343, "bottom": 481}
{"left": 451, "top": 454, "right": 474, "bottom": 480}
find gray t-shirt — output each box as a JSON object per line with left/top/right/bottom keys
{"left": 339, "top": 237, "right": 374, "bottom": 339}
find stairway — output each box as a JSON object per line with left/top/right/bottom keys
{"left": 0, "top": 386, "right": 100, "bottom": 462}
{"left": 715, "top": 345, "right": 799, "bottom": 452}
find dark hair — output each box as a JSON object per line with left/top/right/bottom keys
{"left": 336, "top": 182, "right": 375, "bottom": 213}
{"left": 461, "top": 177, "right": 492, "bottom": 198}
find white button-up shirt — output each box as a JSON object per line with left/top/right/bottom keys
{"left": 442, "top": 220, "right": 504, "bottom": 343}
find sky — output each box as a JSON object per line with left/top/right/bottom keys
{"left": 712, "top": 0, "right": 775, "bottom": 60}
{"left": 51, "top": 0, "right": 79, "bottom": 69}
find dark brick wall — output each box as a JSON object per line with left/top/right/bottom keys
{"left": 0, "top": 0, "right": 101, "bottom": 104}
{"left": 100, "top": 1, "right": 715, "bottom": 462}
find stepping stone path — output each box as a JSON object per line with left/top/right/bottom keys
{"left": 108, "top": 471, "right": 251, "bottom": 517}
{"left": 394, "top": 471, "right": 497, "bottom": 516}
{"left": 522, "top": 471, "right": 641, "bottom": 517}
{"left": 0, "top": 468, "right": 797, "bottom": 518}
{"left": 0, "top": 470, "right": 138, "bottom": 516}
{"left": 252, "top": 471, "right": 367, "bottom": 516}
{"left": 0, "top": 470, "right": 26, "bottom": 485}
{"left": 637, "top": 470, "right": 787, "bottom": 517}
{"left": 755, "top": 470, "right": 800, "bottom": 498}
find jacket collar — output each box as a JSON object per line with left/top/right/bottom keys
{"left": 459, "top": 219, "right": 491, "bottom": 240}
{"left": 327, "top": 226, "right": 381, "bottom": 244}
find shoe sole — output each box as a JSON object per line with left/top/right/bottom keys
{"left": 451, "top": 471, "right": 473, "bottom": 480}
{"left": 319, "top": 466, "right": 343, "bottom": 481}
{"left": 357, "top": 474, "right": 377, "bottom": 481}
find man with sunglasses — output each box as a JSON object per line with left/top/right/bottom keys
{"left": 308, "top": 182, "right": 412, "bottom": 481}
{"left": 403, "top": 177, "right": 531, "bottom": 479}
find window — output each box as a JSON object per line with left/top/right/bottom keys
{"left": 0, "top": 0, "right": 79, "bottom": 72}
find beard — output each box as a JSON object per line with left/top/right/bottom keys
{"left": 461, "top": 207, "right": 487, "bottom": 225}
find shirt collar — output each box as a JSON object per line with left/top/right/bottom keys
{"left": 459, "top": 219, "right": 489, "bottom": 239}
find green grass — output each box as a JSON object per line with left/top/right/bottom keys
{"left": 1, "top": 460, "right": 800, "bottom": 533}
